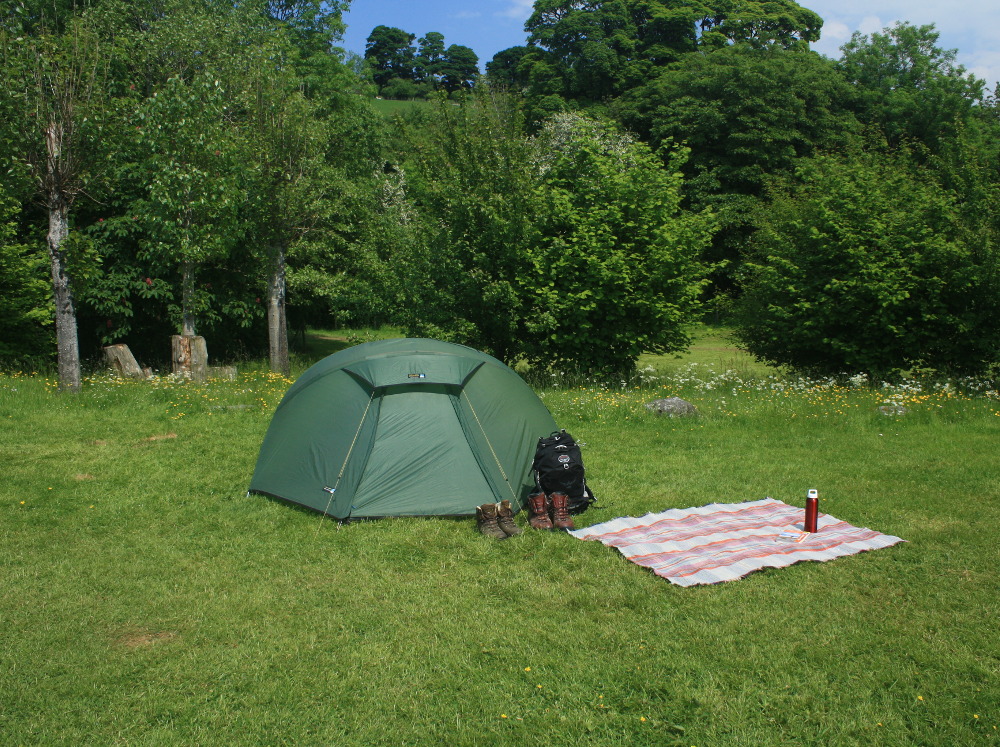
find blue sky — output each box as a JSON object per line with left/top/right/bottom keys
{"left": 339, "top": 0, "right": 999, "bottom": 93}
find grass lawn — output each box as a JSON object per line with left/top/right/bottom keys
{"left": 370, "top": 98, "right": 436, "bottom": 117}
{"left": 2, "top": 331, "right": 998, "bottom": 745}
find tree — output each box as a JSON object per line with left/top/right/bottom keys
{"left": 523, "top": 113, "right": 713, "bottom": 373}
{"left": 396, "top": 90, "right": 539, "bottom": 360}
{"left": 396, "top": 93, "right": 713, "bottom": 374}
{"left": 364, "top": 25, "right": 416, "bottom": 89}
{"left": 616, "top": 44, "right": 861, "bottom": 290}
{"left": 837, "top": 22, "right": 986, "bottom": 153}
{"left": 84, "top": 0, "right": 299, "bottom": 357}
{"left": 621, "top": 46, "right": 858, "bottom": 193}
{"left": 3, "top": 17, "right": 106, "bottom": 391}
{"left": 246, "top": 0, "right": 359, "bottom": 373}
{"left": 266, "top": 0, "right": 348, "bottom": 62}
{"left": 64, "top": 0, "right": 264, "bottom": 361}
{"left": 439, "top": 44, "right": 479, "bottom": 93}
{"left": 284, "top": 104, "right": 400, "bottom": 333}
{"left": 514, "top": 0, "right": 823, "bottom": 110}
{"left": 242, "top": 61, "right": 332, "bottom": 375}
{"left": 376, "top": 77, "right": 415, "bottom": 99}
{"left": 694, "top": 0, "right": 821, "bottom": 50}
{"left": 1, "top": 0, "right": 391, "bottom": 366}
{"left": 735, "top": 151, "right": 1000, "bottom": 378}
{"left": 484, "top": 45, "right": 532, "bottom": 89}
{"left": 415, "top": 31, "right": 446, "bottom": 84}
{"left": 523, "top": 0, "right": 639, "bottom": 102}
{"left": 131, "top": 73, "right": 244, "bottom": 338}
{"left": 929, "top": 125, "right": 1000, "bottom": 269}
{"left": 265, "top": 0, "right": 361, "bottom": 112}
{"left": 0, "top": 0, "right": 84, "bottom": 36}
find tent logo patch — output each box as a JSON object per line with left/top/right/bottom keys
{"left": 408, "top": 373, "right": 427, "bottom": 379}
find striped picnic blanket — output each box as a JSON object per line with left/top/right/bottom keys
{"left": 567, "top": 498, "right": 905, "bottom": 587}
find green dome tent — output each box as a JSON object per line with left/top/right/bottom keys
{"left": 249, "top": 338, "right": 558, "bottom": 520}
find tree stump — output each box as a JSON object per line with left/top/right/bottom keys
{"left": 171, "top": 335, "right": 208, "bottom": 383}
{"left": 103, "top": 344, "right": 145, "bottom": 379}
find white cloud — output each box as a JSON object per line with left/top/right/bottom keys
{"left": 822, "top": 20, "right": 851, "bottom": 43}
{"left": 497, "top": 0, "right": 534, "bottom": 21}
{"left": 966, "top": 49, "right": 1000, "bottom": 92}
{"left": 858, "top": 15, "right": 886, "bottom": 35}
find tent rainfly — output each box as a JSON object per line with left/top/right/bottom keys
{"left": 249, "top": 338, "right": 558, "bottom": 520}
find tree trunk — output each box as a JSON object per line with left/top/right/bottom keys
{"left": 47, "top": 191, "right": 81, "bottom": 393}
{"left": 267, "top": 242, "right": 290, "bottom": 376}
{"left": 103, "top": 344, "right": 145, "bottom": 378}
{"left": 181, "top": 259, "right": 197, "bottom": 336}
{"left": 172, "top": 335, "right": 208, "bottom": 383}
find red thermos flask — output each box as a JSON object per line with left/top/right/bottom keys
{"left": 805, "top": 489, "right": 819, "bottom": 533}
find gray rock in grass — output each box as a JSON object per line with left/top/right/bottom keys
{"left": 645, "top": 397, "right": 698, "bottom": 417}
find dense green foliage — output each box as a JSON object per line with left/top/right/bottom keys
{"left": 393, "top": 93, "right": 539, "bottom": 360}
{"left": 2, "top": 1, "right": 1000, "bottom": 382}
{"left": 395, "top": 99, "right": 711, "bottom": 374}
{"left": 837, "top": 23, "right": 987, "bottom": 152}
{"left": 524, "top": 114, "right": 712, "bottom": 371}
{"left": 617, "top": 44, "right": 862, "bottom": 288}
{"left": 498, "top": 0, "right": 823, "bottom": 120}
{"left": 736, "top": 151, "right": 1000, "bottom": 377}
{"left": 482, "top": 9, "right": 999, "bottom": 379}
{"left": 0, "top": 189, "right": 52, "bottom": 359}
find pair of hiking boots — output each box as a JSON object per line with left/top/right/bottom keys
{"left": 527, "top": 491, "right": 575, "bottom": 532}
{"left": 475, "top": 500, "right": 523, "bottom": 540}
{"left": 475, "top": 493, "right": 576, "bottom": 540}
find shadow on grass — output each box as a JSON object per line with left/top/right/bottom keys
{"left": 296, "top": 333, "right": 352, "bottom": 361}
{"left": 291, "top": 327, "right": 406, "bottom": 369}
{"left": 253, "top": 491, "right": 488, "bottom": 535}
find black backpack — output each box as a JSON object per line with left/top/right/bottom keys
{"left": 531, "top": 430, "right": 595, "bottom": 514}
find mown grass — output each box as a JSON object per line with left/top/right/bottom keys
{"left": 639, "top": 324, "right": 774, "bottom": 379}
{"left": 1, "top": 335, "right": 998, "bottom": 746}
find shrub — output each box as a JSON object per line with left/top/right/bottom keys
{"left": 397, "top": 100, "right": 714, "bottom": 376}
{"left": 523, "top": 114, "right": 714, "bottom": 374}
{"left": 735, "top": 151, "right": 1000, "bottom": 378}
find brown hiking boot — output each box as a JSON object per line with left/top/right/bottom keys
{"left": 496, "top": 500, "right": 523, "bottom": 537}
{"left": 527, "top": 491, "right": 554, "bottom": 530}
{"left": 476, "top": 503, "right": 509, "bottom": 540}
{"left": 549, "top": 492, "right": 575, "bottom": 531}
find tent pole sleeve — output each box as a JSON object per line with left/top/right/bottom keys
{"left": 337, "top": 388, "right": 377, "bottom": 483}
{"left": 316, "top": 388, "right": 376, "bottom": 532}
{"left": 461, "top": 390, "right": 518, "bottom": 501}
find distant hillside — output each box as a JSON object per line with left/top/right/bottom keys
{"left": 370, "top": 98, "right": 435, "bottom": 116}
